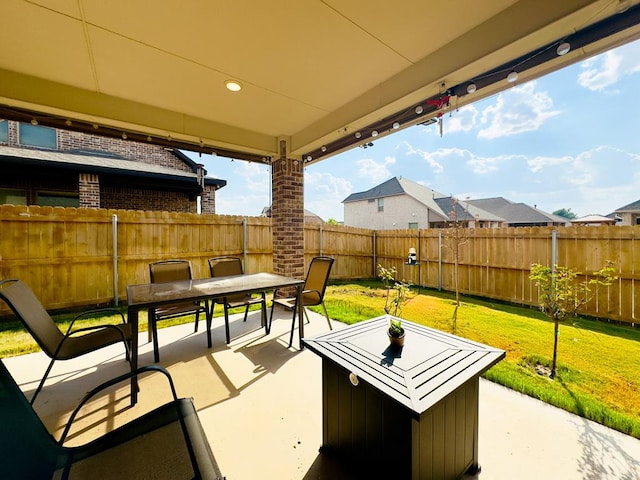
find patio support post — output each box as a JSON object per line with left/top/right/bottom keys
{"left": 271, "top": 139, "right": 304, "bottom": 293}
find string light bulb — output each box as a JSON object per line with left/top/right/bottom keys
{"left": 65, "top": 119, "right": 72, "bottom": 127}
{"left": 392, "top": 122, "right": 400, "bottom": 129}
{"left": 556, "top": 42, "right": 571, "bottom": 56}
{"left": 415, "top": 105, "right": 424, "bottom": 115}
{"left": 321, "top": 145, "right": 327, "bottom": 152}
{"left": 30, "top": 118, "right": 38, "bottom": 125}
{"left": 467, "top": 82, "right": 477, "bottom": 94}
{"left": 371, "top": 130, "right": 378, "bottom": 137}
{"left": 355, "top": 132, "right": 361, "bottom": 139}
{"left": 121, "top": 132, "right": 127, "bottom": 140}
{"left": 507, "top": 71, "right": 519, "bottom": 83}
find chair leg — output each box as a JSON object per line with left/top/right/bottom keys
{"left": 322, "top": 302, "right": 333, "bottom": 330}
{"left": 288, "top": 299, "right": 299, "bottom": 348}
{"left": 243, "top": 304, "right": 250, "bottom": 322}
{"left": 194, "top": 309, "right": 200, "bottom": 333}
{"left": 268, "top": 300, "right": 277, "bottom": 334}
{"left": 31, "top": 358, "right": 56, "bottom": 404}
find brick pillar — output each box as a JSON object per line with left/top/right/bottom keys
{"left": 78, "top": 173, "right": 100, "bottom": 208}
{"left": 200, "top": 185, "right": 216, "bottom": 213}
{"left": 271, "top": 140, "right": 304, "bottom": 284}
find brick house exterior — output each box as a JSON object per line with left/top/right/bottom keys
{"left": 0, "top": 120, "right": 225, "bottom": 213}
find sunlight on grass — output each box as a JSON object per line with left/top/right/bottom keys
{"left": 314, "top": 282, "right": 640, "bottom": 439}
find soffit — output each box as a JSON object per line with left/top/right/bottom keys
{"left": 0, "top": 0, "right": 639, "bottom": 163}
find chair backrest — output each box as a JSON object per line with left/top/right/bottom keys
{"left": 303, "top": 256, "right": 334, "bottom": 305}
{"left": 0, "top": 359, "right": 60, "bottom": 477}
{"left": 208, "top": 256, "right": 244, "bottom": 278}
{"left": 149, "top": 260, "right": 193, "bottom": 284}
{"left": 0, "top": 279, "right": 65, "bottom": 358}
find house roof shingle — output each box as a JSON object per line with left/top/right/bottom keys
{"left": 0, "top": 145, "right": 226, "bottom": 189}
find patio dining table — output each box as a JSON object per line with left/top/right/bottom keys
{"left": 126, "top": 272, "right": 304, "bottom": 404}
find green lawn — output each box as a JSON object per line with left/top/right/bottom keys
{"left": 1, "top": 282, "right": 639, "bottom": 439}
{"left": 313, "top": 282, "right": 640, "bottom": 439}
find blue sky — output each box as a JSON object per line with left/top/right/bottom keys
{"left": 188, "top": 38, "right": 640, "bottom": 222}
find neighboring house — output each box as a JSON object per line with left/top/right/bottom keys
{"left": 571, "top": 214, "right": 617, "bottom": 226}
{"left": 343, "top": 177, "right": 449, "bottom": 230}
{"left": 433, "top": 196, "right": 503, "bottom": 228}
{"left": 261, "top": 206, "right": 324, "bottom": 224}
{"left": 343, "top": 177, "right": 568, "bottom": 230}
{"left": 466, "top": 197, "right": 570, "bottom": 227}
{"left": 0, "top": 120, "right": 226, "bottom": 213}
{"left": 614, "top": 199, "right": 640, "bottom": 226}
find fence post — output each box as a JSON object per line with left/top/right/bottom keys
{"left": 243, "top": 217, "right": 248, "bottom": 269}
{"left": 372, "top": 231, "right": 377, "bottom": 277}
{"left": 320, "top": 223, "right": 323, "bottom": 256}
{"left": 551, "top": 229, "right": 557, "bottom": 272}
{"left": 112, "top": 214, "right": 118, "bottom": 306}
{"left": 438, "top": 230, "right": 442, "bottom": 291}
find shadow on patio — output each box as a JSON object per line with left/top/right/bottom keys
{"left": 3, "top": 308, "right": 640, "bottom": 479}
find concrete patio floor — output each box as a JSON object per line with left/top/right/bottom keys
{"left": 3, "top": 307, "right": 640, "bottom": 479}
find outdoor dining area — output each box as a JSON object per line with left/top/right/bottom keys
{"left": 2, "top": 300, "right": 640, "bottom": 479}
{"left": 2, "top": 250, "right": 640, "bottom": 479}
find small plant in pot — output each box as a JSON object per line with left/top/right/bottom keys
{"left": 378, "top": 264, "right": 411, "bottom": 347}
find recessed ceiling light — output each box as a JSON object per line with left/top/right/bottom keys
{"left": 225, "top": 80, "right": 242, "bottom": 92}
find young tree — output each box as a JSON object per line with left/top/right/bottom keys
{"left": 529, "top": 262, "right": 617, "bottom": 379}
{"left": 442, "top": 197, "right": 471, "bottom": 331}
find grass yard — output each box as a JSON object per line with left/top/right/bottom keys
{"left": 315, "top": 281, "right": 640, "bottom": 439}
{"left": 1, "top": 281, "right": 639, "bottom": 439}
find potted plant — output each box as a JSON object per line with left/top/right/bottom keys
{"left": 378, "top": 264, "right": 411, "bottom": 347}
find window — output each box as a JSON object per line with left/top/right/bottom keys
{"left": 19, "top": 122, "right": 56, "bottom": 149}
{"left": 0, "top": 188, "right": 26, "bottom": 205}
{"left": 37, "top": 193, "right": 79, "bottom": 207}
{"left": 408, "top": 222, "right": 418, "bottom": 229}
{"left": 377, "top": 198, "right": 384, "bottom": 212}
{"left": 0, "top": 120, "right": 7, "bottom": 143}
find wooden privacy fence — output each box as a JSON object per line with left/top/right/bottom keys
{"left": 1, "top": 205, "right": 639, "bottom": 324}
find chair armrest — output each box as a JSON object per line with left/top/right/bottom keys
{"left": 59, "top": 366, "right": 178, "bottom": 444}
{"left": 66, "top": 308, "right": 126, "bottom": 334}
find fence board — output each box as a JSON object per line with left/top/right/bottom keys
{"left": 1, "top": 205, "right": 639, "bottom": 325}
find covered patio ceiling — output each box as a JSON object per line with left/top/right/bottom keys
{"left": 1, "top": 0, "right": 639, "bottom": 165}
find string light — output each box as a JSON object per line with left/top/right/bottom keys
{"left": 466, "top": 82, "right": 477, "bottom": 94}
{"left": 507, "top": 71, "right": 519, "bottom": 83}
{"left": 556, "top": 42, "right": 571, "bottom": 56}
{"left": 415, "top": 106, "right": 424, "bottom": 115}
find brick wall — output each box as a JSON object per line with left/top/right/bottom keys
{"left": 271, "top": 155, "right": 304, "bottom": 282}
{"left": 200, "top": 184, "right": 216, "bottom": 214}
{"left": 101, "top": 185, "right": 196, "bottom": 212}
{"left": 79, "top": 173, "right": 100, "bottom": 208}
{"left": 1, "top": 121, "right": 213, "bottom": 213}
{"left": 57, "top": 130, "right": 191, "bottom": 172}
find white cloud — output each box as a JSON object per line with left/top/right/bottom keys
{"left": 356, "top": 156, "right": 395, "bottom": 182}
{"left": 234, "top": 161, "right": 270, "bottom": 192}
{"left": 444, "top": 105, "right": 478, "bottom": 134}
{"left": 478, "top": 82, "right": 560, "bottom": 139}
{"left": 527, "top": 155, "right": 573, "bottom": 173}
{"left": 578, "top": 40, "right": 640, "bottom": 91}
{"left": 402, "top": 141, "right": 446, "bottom": 173}
{"left": 304, "top": 170, "right": 353, "bottom": 221}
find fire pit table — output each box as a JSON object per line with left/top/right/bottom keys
{"left": 302, "top": 315, "right": 505, "bottom": 480}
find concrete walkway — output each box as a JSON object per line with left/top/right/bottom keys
{"left": 3, "top": 309, "right": 640, "bottom": 479}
